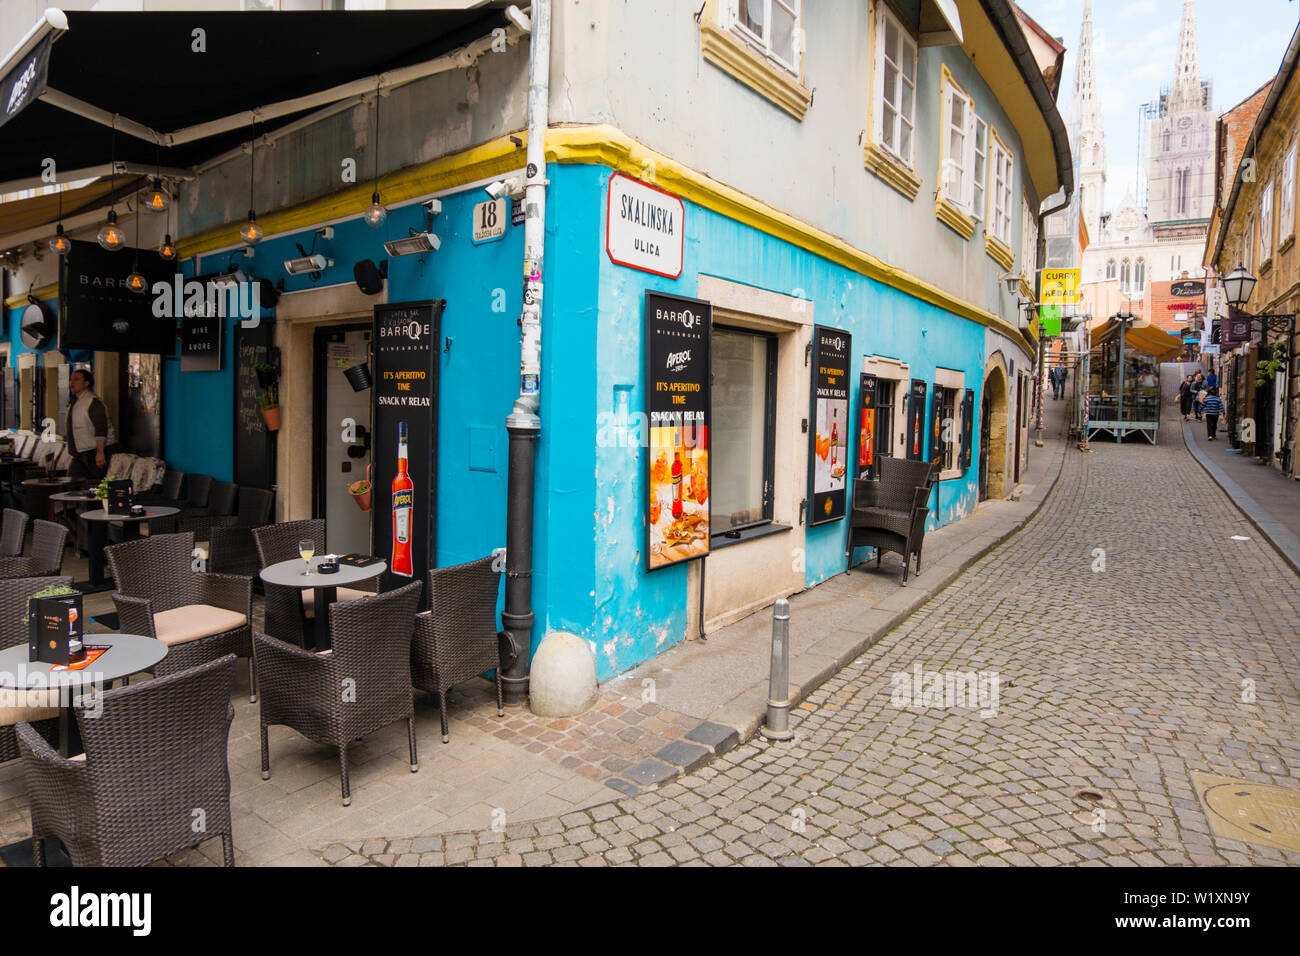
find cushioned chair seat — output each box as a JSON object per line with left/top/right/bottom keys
{"left": 153, "top": 604, "right": 248, "bottom": 647}
{"left": 302, "top": 587, "right": 370, "bottom": 618}
{"left": 0, "top": 687, "right": 59, "bottom": 726}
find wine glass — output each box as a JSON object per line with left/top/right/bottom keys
{"left": 299, "top": 538, "right": 315, "bottom": 576}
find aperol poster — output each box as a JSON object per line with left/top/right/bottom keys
{"left": 809, "top": 325, "right": 850, "bottom": 525}
{"left": 645, "top": 291, "right": 711, "bottom": 571}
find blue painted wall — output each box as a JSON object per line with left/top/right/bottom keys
{"left": 537, "top": 163, "right": 998, "bottom": 680}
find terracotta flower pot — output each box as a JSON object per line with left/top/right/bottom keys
{"left": 349, "top": 464, "right": 372, "bottom": 511}
{"left": 260, "top": 405, "right": 281, "bottom": 431}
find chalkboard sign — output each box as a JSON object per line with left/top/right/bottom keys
{"left": 372, "top": 300, "right": 442, "bottom": 604}
{"left": 234, "top": 318, "right": 276, "bottom": 490}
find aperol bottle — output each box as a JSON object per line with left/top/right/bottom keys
{"left": 391, "top": 421, "right": 414, "bottom": 577}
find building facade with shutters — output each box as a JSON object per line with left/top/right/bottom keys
{"left": 1, "top": 0, "right": 1070, "bottom": 680}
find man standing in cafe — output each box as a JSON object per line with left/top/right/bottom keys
{"left": 66, "top": 368, "right": 121, "bottom": 481}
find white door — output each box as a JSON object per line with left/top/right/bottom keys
{"left": 322, "top": 329, "right": 373, "bottom": 555}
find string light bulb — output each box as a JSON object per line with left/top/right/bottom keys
{"left": 96, "top": 210, "right": 126, "bottom": 251}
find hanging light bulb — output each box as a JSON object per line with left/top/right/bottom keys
{"left": 364, "top": 191, "right": 387, "bottom": 228}
{"left": 125, "top": 266, "right": 148, "bottom": 294}
{"left": 48, "top": 223, "right": 71, "bottom": 256}
{"left": 159, "top": 233, "right": 176, "bottom": 260}
{"left": 239, "top": 209, "right": 263, "bottom": 244}
{"left": 141, "top": 179, "right": 169, "bottom": 213}
{"left": 96, "top": 210, "right": 126, "bottom": 251}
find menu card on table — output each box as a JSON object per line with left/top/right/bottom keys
{"left": 28, "top": 593, "right": 83, "bottom": 665}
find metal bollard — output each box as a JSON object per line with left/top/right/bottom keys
{"left": 760, "top": 599, "right": 794, "bottom": 741}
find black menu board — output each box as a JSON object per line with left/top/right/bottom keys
{"left": 28, "top": 593, "right": 81, "bottom": 665}
{"left": 907, "top": 379, "right": 928, "bottom": 461}
{"left": 107, "top": 479, "right": 133, "bottom": 515}
{"left": 858, "top": 372, "right": 878, "bottom": 482}
{"left": 233, "top": 318, "right": 275, "bottom": 490}
{"left": 372, "top": 300, "right": 442, "bottom": 605}
{"left": 809, "top": 325, "right": 850, "bottom": 525}
{"left": 645, "top": 291, "right": 711, "bottom": 571}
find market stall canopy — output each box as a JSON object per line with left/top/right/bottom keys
{"left": 1092, "top": 317, "right": 1184, "bottom": 362}
{"left": 0, "top": 5, "right": 519, "bottom": 189}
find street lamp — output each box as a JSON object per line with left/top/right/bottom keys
{"left": 1114, "top": 310, "right": 1136, "bottom": 425}
{"left": 1222, "top": 264, "right": 1257, "bottom": 309}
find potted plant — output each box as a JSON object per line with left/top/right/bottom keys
{"left": 1256, "top": 342, "right": 1288, "bottom": 388}
{"left": 337, "top": 356, "right": 372, "bottom": 392}
{"left": 92, "top": 476, "right": 110, "bottom": 513}
{"left": 258, "top": 387, "right": 281, "bottom": 431}
{"left": 348, "top": 464, "right": 372, "bottom": 511}
{"left": 253, "top": 361, "right": 280, "bottom": 390}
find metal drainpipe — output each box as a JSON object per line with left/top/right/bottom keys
{"left": 501, "top": 0, "right": 550, "bottom": 706}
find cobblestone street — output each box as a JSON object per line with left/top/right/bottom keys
{"left": 323, "top": 428, "right": 1300, "bottom": 866}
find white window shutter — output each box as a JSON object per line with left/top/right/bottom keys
{"left": 873, "top": 8, "right": 885, "bottom": 147}
{"left": 962, "top": 102, "right": 976, "bottom": 212}
{"left": 941, "top": 88, "right": 955, "bottom": 201}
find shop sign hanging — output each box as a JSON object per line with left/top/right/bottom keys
{"left": 645, "top": 291, "right": 710, "bottom": 571}
{"left": 180, "top": 315, "right": 222, "bottom": 371}
{"left": 608, "top": 173, "right": 684, "bottom": 279}
{"left": 809, "top": 325, "right": 851, "bottom": 525}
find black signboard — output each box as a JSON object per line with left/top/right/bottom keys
{"left": 930, "top": 383, "right": 944, "bottom": 470}
{"left": 59, "top": 240, "right": 176, "bottom": 354}
{"left": 0, "top": 33, "right": 51, "bottom": 131}
{"left": 181, "top": 316, "right": 223, "bottom": 372}
{"left": 961, "top": 388, "right": 975, "bottom": 470}
{"left": 906, "top": 379, "right": 927, "bottom": 461}
{"left": 645, "top": 291, "right": 711, "bottom": 571}
{"left": 1170, "top": 280, "right": 1206, "bottom": 298}
{"left": 857, "top": 372, "right": 878, "bottom": 481}
{"left": 372, "top": 300, "right": 442, "bottom": 603}
{"left": 809, "top": 326, "right": 850, "bottom": 526}
{"left": 234, "top": 319, "right": 275, "bottom": 491}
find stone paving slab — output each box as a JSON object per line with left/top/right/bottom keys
{"left": 322, "top": 398, "right": 1300, "bottom": 866}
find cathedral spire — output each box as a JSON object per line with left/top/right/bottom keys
{"left": 1170, "top": 0, "right": 1202, "bottom": 111}
{"left": 1070, "top": 0, "right": 1099, "bottom": 132}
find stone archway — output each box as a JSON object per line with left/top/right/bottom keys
{"left": 980, "top": 355, "right": 1011, "bottom": 500}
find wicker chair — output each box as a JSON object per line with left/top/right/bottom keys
{"left": 251, "top": 519, "right": 373, "bottom": 647}
{"left": 412, "top": 556, "right": 505, "bottom": 743}
{"left": 0, "top": 520, "right": 68, "bottom": 579}
{"left": 254, "top": 580, "right": 423, "bottom": 806}
{"left": 148, "top": 474, "right": 217, "bottom": 534}
{"left": 197, "top": 488, "right": 275, "bottom": 578}
{"left": 0, "top": 575, "right": 69, "bottom": 763}
{"left": 16, "top": 654, "right": 237, "bottom": 867}
{"left": 137, "top": 468, "right": 185, "bottom": 507}
{"left": 105, "top": 532, "right": 256, "bottom": 701}
{"left": 1, "top": 507, "right": 29, "bottom": 556}
{"left": 847, "top": 458, "right": 935, "bottom": 586}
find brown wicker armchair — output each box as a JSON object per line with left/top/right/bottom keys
{"left": 1, "top": 507, "right": 29, "bottom": 556}
{"left": 0, "top": 519, "right": 68, "bottom": 579}
{"left": 15, "top": 654, "right": 237, "bottom": 867}
{"left": 847, "top": 458, "right": 936, "bottom": 585}
{"left": 105, "top": 532, "right": 255, "bottom": 700}
{"left": 413, "top": 556, "right": 505, "bottom": 743}
{"left": 252, "top": 519, "right": 372, "bottom": 647}
{"left": 0, "top": 575, "right": 70, "bottom": 763}
{"left": 254, "top": 580, "right": 422, "bottom": 806}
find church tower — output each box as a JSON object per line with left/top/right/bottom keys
{"left": 1148, "top": 0, "right": 1214, "bottom": 236}
{"left": 1070, "top": 0, "right": 1106, "bottom": 242}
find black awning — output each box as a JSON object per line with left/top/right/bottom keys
{"left": 0, "top": 7, "right": 513, "bottom": 183}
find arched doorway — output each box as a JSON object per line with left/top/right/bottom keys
{"left": 978, "top": 357, "right": 1010, "bottom": 501}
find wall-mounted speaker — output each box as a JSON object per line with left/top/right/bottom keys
{"left": 353, "top": 258, "right": 388, "bottom": 296}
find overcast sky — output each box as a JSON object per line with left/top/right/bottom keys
{"left": 1028, "top": 0, "right": 1300, "bottom": 212}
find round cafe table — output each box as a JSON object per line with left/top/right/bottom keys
{"left": 19, "top": 476, "right": 86, "bottom": 522}
{"left": 259, "top": 555, "right": 387, "bottom": 651}
{"left": 79, "top": 505, "right": 180, "bottom": 594}
{"left": 0, "top": 633, "right": 165, "bottom": 867}
{"left": 0, "top": 633, "right": 166, "bottom": 757}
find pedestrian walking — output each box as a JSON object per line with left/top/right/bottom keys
{"left": 1202, "top": 387, "right": 1225, "bottom": 440}
{"left": 1205, "top": 369, "right": 1218, "bottom": 391}
{"left": 1178, "top": 374, "right": 1195, "bottom": 420}
{"left": 1192, "top": 371, "right": 1206, "bottom": 421}
{"left": 65, "top": 368, "right": 121, "bottom": 481}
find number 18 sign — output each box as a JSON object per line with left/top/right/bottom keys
{"left": 472, "top": 197, "right": 508, "bottom": 244}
